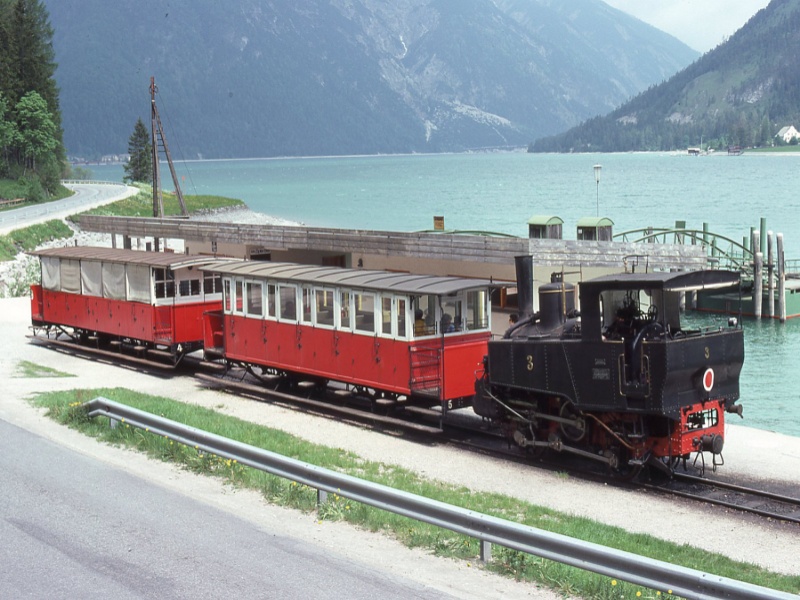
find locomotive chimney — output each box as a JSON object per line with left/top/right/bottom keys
{"left": 514, "top": 255, "right": 535, "bottom": 318}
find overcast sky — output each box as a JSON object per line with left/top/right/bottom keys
{"left": 603, "top": 0, "right": 772, "bottom": 52}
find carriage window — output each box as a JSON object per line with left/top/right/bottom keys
{"left": 396, "top": 298, "right": 407, "bottom": 339}
{"left": 340, "top": 291, "right": 352, "bottom": 330}
{"left": 223, "top": 278, "right": 232, "bottom": 313}
{"left": 354, "top": 292, "right": 375, "bottom": 334}
{"left": 440, "top": 297, "right": 463, "bottom": 333}
{"left": 267, "top": 284, "right": 277, "bottom": 318}
{"left": 246, "top": 281, "right": 263, "bottom": 317}
{"left": 234, "top": 279, "right": 244, "bottom": 314}
{"left": 279, "top": 285, "right": 297, "bottom": 321}
{"left": 465, "top": 289, "right": 489, "bottom": 330}
{"left": 301, "top": 287, "right": 313, "bottom": 324}
{"left": 381, "top": 296, "right": 392, "bottom": 335}
{"left": 178, "top": 278, "right": 201, "bottom": 297}
{"left": 154, "top": 268, "right": 175, "bottom": 299}
{"left": 316, "top": 288, "right": 334, "bottom": 327}
{"left": 204, "top": 272, "right": 222, "bottom": 294}
{"left": 413, "top": 294, "right": 437, "bottom": 336}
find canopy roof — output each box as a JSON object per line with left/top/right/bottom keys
{"left": 29, "top": 246, "right": 228, "bottom": 270}
{"left": 201, "top": 260, "right": 495, "bottom": 296}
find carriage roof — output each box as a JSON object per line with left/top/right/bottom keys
{"left": 29, "top": 247, "right": 227, "bottom": 270}
{"left": 200, "top": 260, "right": 495, "bottom": 296}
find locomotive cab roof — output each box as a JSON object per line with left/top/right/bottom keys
{"left": 580, "top": 269, "right": 740, "bottom": 295}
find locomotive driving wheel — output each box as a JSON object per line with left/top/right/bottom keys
{"left": 559, "top": 401, "right": 587, "bottom": 442}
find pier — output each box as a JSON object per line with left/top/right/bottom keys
{"left": 615, "top": 219, "right": 797, "bottom": 322}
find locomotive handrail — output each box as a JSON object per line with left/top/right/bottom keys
{"left": 82, "top": 397, "right": 792, "bottom": 600}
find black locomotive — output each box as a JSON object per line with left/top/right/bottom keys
{"left": 475, "top": 256, "right": 744, "bottom": 474}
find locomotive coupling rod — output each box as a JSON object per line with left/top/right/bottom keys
{"left": 81, "top": 397, "right": 796, "bottom": 600}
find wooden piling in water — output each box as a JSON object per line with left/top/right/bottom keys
{"left": 768, "top": 231, "right": 775, "bottom": 319}
{"left": 753, "top": 251, "right": 763, "bottom": 320}
{"left": 778, "top": 233, "right": 786, "bottom": 323}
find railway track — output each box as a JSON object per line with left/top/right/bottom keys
{"left": 28, "top": 333, "right": 800, "bottom": 526}
{"left": 650, "top": 473, "right": 800, "bottom": 525}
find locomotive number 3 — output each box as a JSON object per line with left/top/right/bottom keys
{"left": 526, "top": 355, "right": 534, "bottom": 371}
{"left": 704, "top": 346, "right": 710, "bottom": 359}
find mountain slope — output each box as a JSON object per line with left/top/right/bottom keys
{"left": 43, "top": 0, "right": 698, "bottom": 159}
{"left": 532, "top": 0, "right": 800, "bottom": 152}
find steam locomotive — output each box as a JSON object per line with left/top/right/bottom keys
{"left": 475, "top": 256, "right": 744, "bottom": 474}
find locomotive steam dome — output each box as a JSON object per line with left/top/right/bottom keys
{"left": 538, "top": 274, "right": 575, "bottom": 330}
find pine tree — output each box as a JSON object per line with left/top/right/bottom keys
{"left": 123, "top": 118, "right": 152, "bottom": 184}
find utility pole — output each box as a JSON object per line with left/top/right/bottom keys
{"left": 150, "top": 77, "right": 188, "bottom": 219}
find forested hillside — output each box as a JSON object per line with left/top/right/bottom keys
{"left": 0, "top": 0, "right": 65, "bottom": 198}
{"left": 42, "top": 0, "right": 697, "bottom": 159}
{"left": 532, "top": 0, "right": 800, "bottom": 153}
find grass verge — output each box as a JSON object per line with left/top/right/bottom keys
{"left": 1, "top": 188, "right": 243, "bottom": 263}
{"left": 74, "top": 187, "right": 244, "bottom": 219}
{"left": 32, "top": 387, "right": 800, "bottom": 599}
{"left": 14, "top": 360, "right": 75, "bottom": 378}
{"left": 0, "top": 220, "right": 75, "bottom": 261}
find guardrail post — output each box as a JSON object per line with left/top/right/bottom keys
{"left": 480, "top": 539, "right": 492, "bottom": 563}
{"left": 317, "top": 488, "right": 328, "bottom": 507}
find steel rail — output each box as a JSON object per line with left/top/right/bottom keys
{"left": 82, "top": 397, "right": 795, "bottom": 600}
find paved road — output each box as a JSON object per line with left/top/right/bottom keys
{"left": 0, "top": 418, "right": 453, "bottom": 599}
{"left": 0, "top": 181, "right": 137, "bottom": 235}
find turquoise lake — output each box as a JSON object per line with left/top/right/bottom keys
{"left": 90, "top": 151, "right": 800, "bottom": 437}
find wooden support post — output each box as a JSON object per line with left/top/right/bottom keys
{"left": 753, "top": 252, "right": 763, "bottom": 320}
{"left": 123, "top": 235, "right": 132, "bottom": 250}
{"left": 779, "top": 235, "right": 786, "bottom": 322}
{"left": 767, "top": 231, "right": 775, "bottom": 319}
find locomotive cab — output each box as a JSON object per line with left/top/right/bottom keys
{"left": 476, "top": 263, "right": 745, "bottom": 475}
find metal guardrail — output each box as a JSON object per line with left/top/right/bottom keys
{"left": 62, "top": 179, "right": 127, "bottom": 186}
{"left": 83, "top": 397, "right": 795, "bottom": 600}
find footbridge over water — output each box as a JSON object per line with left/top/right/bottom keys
{"left": 615, "top": 222, "right": 798, "bottom": 321}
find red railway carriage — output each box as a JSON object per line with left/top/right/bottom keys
{"left": 30, "top": 247, "right": 226, "bottom": 360}
{"left": 200, "top": 260, "right": 494, "bottom": 408}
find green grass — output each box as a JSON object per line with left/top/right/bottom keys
{"left": 32, "top": 387, "right": 800, "bottom": 599}
{"left": 0, "top": 187, "right": 243, "bottom": 263}
{"left": 0, "top": 179, "right": 73, "bottom": 210}
{"left": 14, "top": 360, "right": 75, "bottom": 378}
{"left": 74, "top": 186, "right": 244, "bottom": 219}
{"left": 0, "top": 220, "right": 75, "bottom": 261}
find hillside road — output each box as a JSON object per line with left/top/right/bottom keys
{"left": 0, "top": 181, "right": 137, "bottom": 235}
